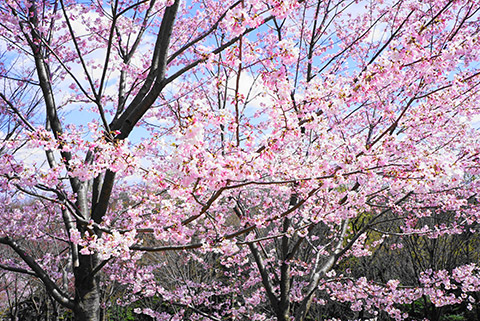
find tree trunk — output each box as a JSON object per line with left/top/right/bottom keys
{"left": 73, "top": 254, "right": 101, "bottom": 321}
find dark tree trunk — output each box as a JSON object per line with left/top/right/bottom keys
{"left": 73, "top": 254, "right": 101, "bottom": 321}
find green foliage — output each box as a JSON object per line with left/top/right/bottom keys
{"left": 59, "top": 310, "right": 74, "bottom": 320}
{"left": 441, "top": 315, "right": 467, "bottom": 321}
{"left": 105, "top": 300, "right": 155, "bottom": 321}
{"left": 400, "top": 297, "right": 480, "bottom": 321}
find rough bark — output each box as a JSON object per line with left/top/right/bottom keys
{"left": 73, "top": 254, "right": 101, "bottom": 321}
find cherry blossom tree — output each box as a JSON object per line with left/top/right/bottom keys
{"left": 1, "top": 0, "right": 480, "bottom": 320}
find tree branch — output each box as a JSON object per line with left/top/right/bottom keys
{"left": 0, "top": 237, "right": 74, "bottom": 309}
{"left": 0, "top": 263, "right": 36, "bottom": 276}
{"left": 111, "top": 0, "right": 180, "bottom": 139}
